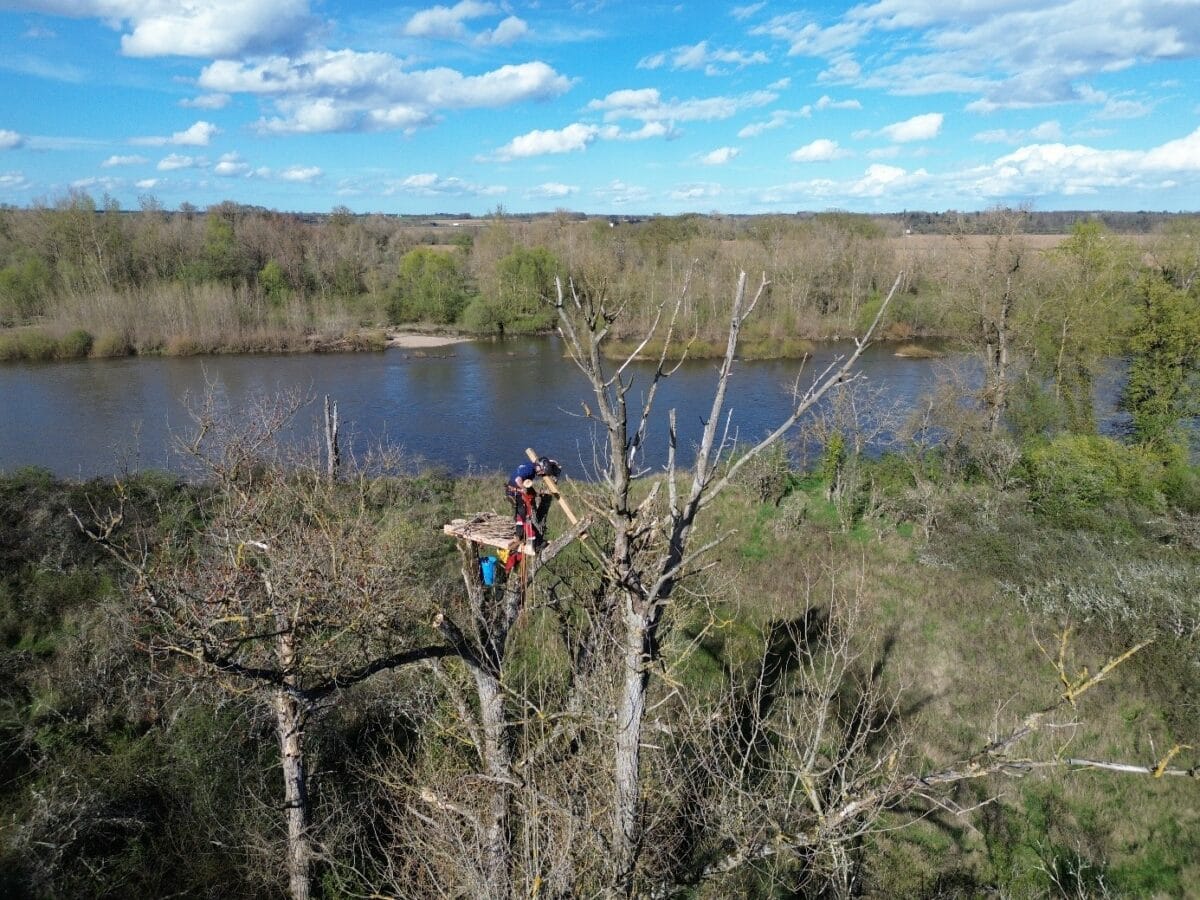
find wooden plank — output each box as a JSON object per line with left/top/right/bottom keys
{"left": 443, "top": 513, "right": 521, "bottom": 552}
{"left": 525, "top": 447, "right": 580, "bottom": 525}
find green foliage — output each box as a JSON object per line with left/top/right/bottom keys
{"left": 1122, "top": 274, "right": 1200, "bottom": 457}
{"left": 387, "top": 247, "right": 472, "bottom": 324}
{"left": 258, "top": 259, "right": 290, "bottom": 307}
{"left": 465, "top": 245, "right": 559, "bottom": 334}
{"left": 820, "top": 432, "right": 846, "bottom": 493}
{"left": 201, "top": 213, "right": 246, "bottom": 283}
{"left": 1031, "top": 221, "right": 1136, "bottom": 434}
{"left": 0, "top": 255, "right": 52, "bottom": 323}
{"left": 1159, "top": 460, "right": 1200, "bottom": 512}
{"left": 1005, "top": 374, "right": 1065, "bottom": 442}
{"left": 0, "top": 329, "right": 58, "bottom": 361}
{"left": 90, "top": 330, "right": 132, "bottom": 358}
{"left": 1023, "top": 434, "right": 1163, "bottom": 526}
{"left": 632, "top": 214, "right": 702, "bottom": 259}
{"left": 56, "top": 328, "right": 93, "bottom": 359}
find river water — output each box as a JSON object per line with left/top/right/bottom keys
{"left": 0, "top": 337, "right": 1124, "bottom": 480}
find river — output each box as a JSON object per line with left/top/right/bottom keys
{"left": 0, "top": 337, "right": 1126, "bottom": 480}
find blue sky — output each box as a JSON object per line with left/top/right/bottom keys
{"left": 1, "top": 0, "right": 1198, "bottom": 214}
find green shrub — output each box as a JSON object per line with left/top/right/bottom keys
{"left": 387, "top": 247, "right": 472, "bottom": 324}
{"left": 461, "top": 295, "right": 503, "bottom": 333}
{"left": 1024, "top": 434, "right": 1163, "bottom": 526}
{"left": 56, "top": 329, "right": 93, "bottom": 359}
{"left": 0, "top": 329, "right": 58, "bottom": 361}
{"left": 1160, "top": 462, "right": 1200, "bottom": 513}
{"left": 91, "top": 331, "right": 132, "bottom": 358}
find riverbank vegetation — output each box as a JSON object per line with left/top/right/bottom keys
{"left": 1, "top": 195, "right": 1196, "bottom": 359}
{"left": 2, "top": 247, "right": 1197, "bottom": 896}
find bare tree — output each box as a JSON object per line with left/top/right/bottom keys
{"left": 427, "top": 524, "right": 588, "bottom": 898}
{"left": 949, "top": 208, "right": 1031, "bottom": 434}
{"left": 74, "top": 390, "right": 453, "bottom": 900}
{"left": 553, "top": 268, "right": 902, "bottom": 891}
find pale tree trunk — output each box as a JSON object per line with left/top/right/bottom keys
{"left": 985, "top": 269, "right": 1016, "bottom": 435}
{"left": 613, "top": 603, "right": 649, "bottom": 889}
{"left": 274, "top": 611, "right": 311, "bottom": 900}
{"left": 472, "top": 665, "right": 513, "bottom": 900}
{"left": 274, "top": 684, "right": 311, "bottom": 900}
{"left": 323, "top": 395, "right": 340, "bottom": 481}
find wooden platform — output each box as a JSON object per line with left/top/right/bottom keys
{"left": 443, "top": 512, "right": 521, "bottom": 552}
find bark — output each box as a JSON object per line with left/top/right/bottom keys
{"left": 612, "top": 604, "right": 649, "bottom": 888}
{"left": 323, "top": 395, "right": 340, "bottom": 481}
{"left": 274, "top": 685, "right": 311, "bottom": 900}
{"left": 985, "top": 268, "right": 1016, "bottom": 435}
{"left": 472, "top": 664, "right": 513, "bottom": 900}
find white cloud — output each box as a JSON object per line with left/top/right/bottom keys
{"left": 279, "top": 165, "right": 321, "bottom": 182}
{"left": 739, "top": 108, "right": 812, "bottom": 138}
{"left": 818, "top": 54, "right": 862, "bottom": 83}
{"left": 257, "top": 99, "right": 360, "bottom": 135}
{"left": 749, "top": 0, "right": 1200, "bottom": 113}
{"left": 134, "top": 178, "right": 159, "bottom": 189}
{"left": 201, "top": 52, "right": 572, "bottom": 134}
{"left": 101, "top": 154, "right": 147, "bottom": 167}
{"left": 132, "top": 120, "right": 219, "bottom": 147}
{"left": 879, "top": 112, "right": 943, "bottom": 142}
{"left": 404, "top": 1, "right": 496, "bottom": 39}
{"left": 1077, "top": 86, "right": 1155, "bottom": 120}
{"left": 0, "top": 130, "right": 24, "bottom": 150}
{"left": 642, "top": 40, "right": 769, "bottom": 75}
{"left": 617, "top": 122, "right": 676, "bottom": 140}
{"left": 973, "top": 120, "right": 1063, "bottom": 144}
{"left": 214, "top": 152, "right": 251, "bottom": 177}
{"left": 180, "top": 93, "right": 230, "bottom": 110}
{"left": 815, "top": 94, "right": 861, "bottom": 110}
{"left": 71, "top": 175, "right": 121, "bottom": 191}
{"left": 527, "top": 182, "right": 577, "bottom": 198}
{"left": 593, "top": 179, "right": 650, "bottom": 206}
{"left": 494, "top": 123, "right": 598, "bottom": 160}
{"left": 957, "top": 127, "right": 1200, "bottom": 198}
{"left": 387, "top": 172, "right": 500, "bottom": 196}
{"left": 587, "top": 87, "right": 776, "bottom": 123}
{"left": 670, "top": 182, "right": 722, "bottom": 200}
{"left": 157, "top": 153, "right": 202, "bottom": 171}
{"left": 16, "top": 0, "right": 314, "bottom": 58}
{"left": 790, "top": 138, "right": 849, "bottom": 162}
{"left": 476, "top": 15, "right": 528, "bottom": 46}
{"left": 0, "top": 172, "right": 31, "bottom": 192}
{"left": 752, "top": 12, "right": 866, "bottom": 57}
{"left": 850, "top": 164, "right": 926, "bottom": 196}
{"left": 759, "top": 163, "right": 929, "bottom": 205}
{"left": 731, "top": 3, "right": 765, "bottom": 20}
{"left": 700, "top": 146, "right": 739, "bottom": 165}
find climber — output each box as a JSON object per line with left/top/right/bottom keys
{"left": 505, "top": 455, "right": 562, "bottom": 553}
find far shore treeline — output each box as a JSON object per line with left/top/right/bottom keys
{"left": 0, "top": 194, "right": 1197, "bottom": 362}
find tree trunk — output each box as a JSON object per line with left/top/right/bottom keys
{"left": 472, "top": 666, "right": 513, "bottom": 899}
{"left": 274, "top": 686, "right": 311, "bottom": 900}
{"left": 613, "top": 603, "right": 649, "bottom": 890}
{"left": 986, "top": 271, "right": 1015, "bottom": 435}
{"left": 323, "top": 395, "right": 340, "bottom": 481}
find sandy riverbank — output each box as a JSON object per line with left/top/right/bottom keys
{"left": 386, "top": 333, "right": 474, "bottom": 349}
